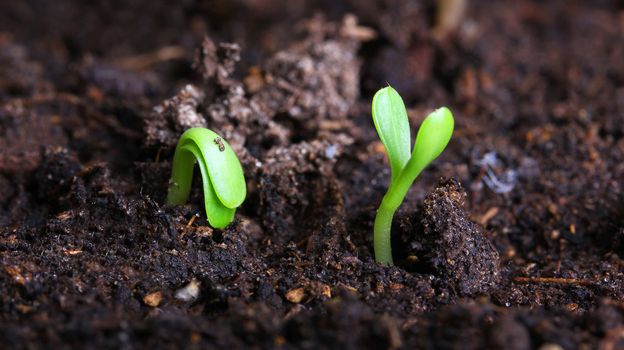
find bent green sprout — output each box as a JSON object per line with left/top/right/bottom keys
{"left": 167, "top": 128, "right": 246, "bottom": 229}
{"left": 372, "top": 86, "right": 454, "bottom": 265}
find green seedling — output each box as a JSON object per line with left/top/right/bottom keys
{"left": 372, "top": 86, "right": 454, "bottom": 265}
{"left": 167, "top": 128, "right": 246, "bottom": 229}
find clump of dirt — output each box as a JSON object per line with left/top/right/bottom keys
{"left": 34, "top": 148, "right": 82, "bottom": 211}
{"left": 144, "top": 15, "right": 371, "bottom": 160}
{"left": 258, "top": 138, "right": 348, "bottom": 245}
{"left": 0, "top": 100, "right": 69, "bottom": 174}
{"left": 251, "top": 15, "right": 372, "bottom": 129}
{"left": 0, "top": 37, "right": 50, "bottom": 99}
{"left": 197, "top": 37, "right": 290, "bottom": 159}
{"left": 144, "top": 84, "right": 206, "bottom": 148}
{"left": 416, "top": 178, "right": 501, "bottom": 296}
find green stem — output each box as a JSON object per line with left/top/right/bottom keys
{"left": 373, "top": 166, "right": 425, "bottom": 266}
{"left": 373, "top": 200, "right": 397, "bottom": 265}
{"left": 166, "top": 144, "right": 195, "bottom": 205}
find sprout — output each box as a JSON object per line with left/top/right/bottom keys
{"left": 372, "top": 87, "right": 454, "bottom": 265}
{"left": 167, "top": 128, "right": 246, "bottom": 228}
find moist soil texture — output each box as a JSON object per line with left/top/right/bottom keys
{"left": 1, "top": 1, "right": 624, "bottom": 349}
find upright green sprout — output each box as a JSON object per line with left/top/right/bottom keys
{"left": 372, "top": 87, "right": 454, "bottom": 265}
{"left": 167, "top": 128, "right": 246, "bottom": 229}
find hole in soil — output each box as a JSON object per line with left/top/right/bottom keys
{"left": 273, "top": 112, "right": 315, "bottom": 143}
{"left": 598, "top": 125, "right": 623, "bottom": 141}
{"left": 390, "top": 219, "right": 410, "bottom": 263}
{"left": 212, "top": 230, "right": 224, "bottom": 243}
{"left": 391, "top": 211, "right": 437, "bottom": 274}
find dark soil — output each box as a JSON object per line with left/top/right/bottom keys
{"left": 1, "top": 1, "right": 623, "bottom": 349}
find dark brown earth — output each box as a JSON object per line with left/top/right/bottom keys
{"left": 1, "top": 1, "right": 624, "bottom": 349}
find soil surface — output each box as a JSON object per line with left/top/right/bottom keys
{"left": 1, "top": 1, "right": 624, "bottom": 349}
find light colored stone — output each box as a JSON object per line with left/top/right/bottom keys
{"left": 143, "top": 291, "right": 163, "bottom": 307}
{"left": 175, "top": 280, "right": 200, "bottom": 302}
{"left": 285, "top": 288, "right": 305, "bottom": 303}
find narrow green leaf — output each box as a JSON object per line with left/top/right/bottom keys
{"left": 401, "top": 107, "right": 454, "bottom": 183}
{"left": 372, "top": 86, "right": 411, "bottom": 183}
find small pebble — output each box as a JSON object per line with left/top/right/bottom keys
{"left": 321, "top": 284, "right": 331, "bottom": 298}
{"left": 324, "top": 144, "right": 337, "bottom": 159}
{"left": 143, "top": 291, "right": 163, "bottom": 307}
{"left": 175, "top": 280, "right": 200, "bottom": 302}
{"left": 286, "top": 288, "right": 305, "bottom": 303}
